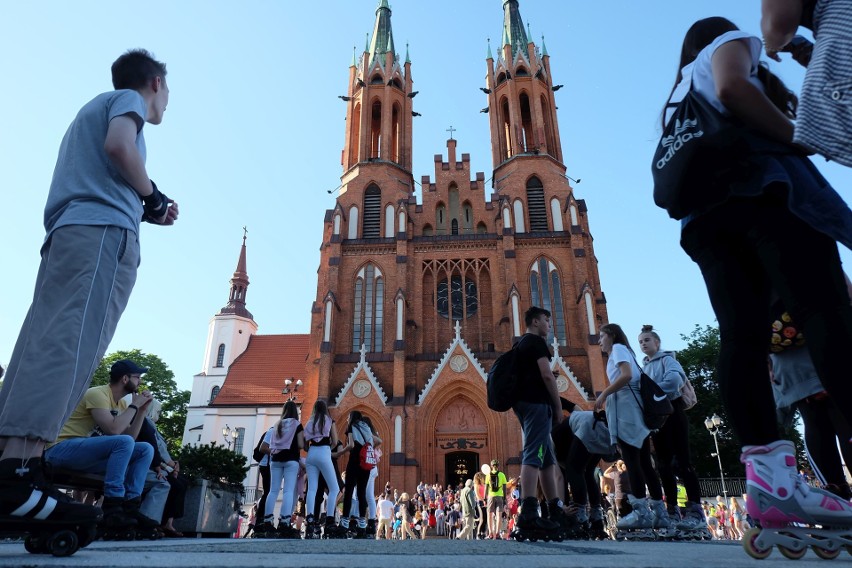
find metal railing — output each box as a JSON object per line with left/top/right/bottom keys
{"left": 242, "top": 486, "right": 258, "bottom": 505}
{"left": 699, "top": 477, "right": 747, "bottom": 500}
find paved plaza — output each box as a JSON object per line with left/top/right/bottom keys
{"left": 0, "top": 537, "right": 848, "bottom": 568}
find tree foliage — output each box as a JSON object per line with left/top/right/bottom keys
{"left": 92, "top": 349, "right": 190, "bottom": 456}
{"left": 676, "top": 324, "right": 806, "bottom": 478}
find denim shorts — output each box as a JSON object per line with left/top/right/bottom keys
{"left": 513, "top": 400, "right": 556, "bottom": 469}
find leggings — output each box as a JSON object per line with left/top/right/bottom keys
{"left": 798, "top": 396, "right": 852, "bottom": 497}
{"left": 653, "top": 397, "right": 701, "bottom": 505}
{"left": 305, "top": 446, "right": 339, "bottom": 518}
{"left": 342, "top": 465, "right": 370, "bottom": 518}
{"left": 618, "top": 436, "right": 662, "bottom": 501}
{"left": 681, "top": 188, "right": 852, "bottom": 446}
{"left": 256, "top": 464, "right": 270, "bottom": 522}
{"left": 564, "top": 431, "right": 601, "bottom": 508}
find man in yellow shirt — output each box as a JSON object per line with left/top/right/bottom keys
{"left": 45, "top": 360, "right": 156, "bottom": 530}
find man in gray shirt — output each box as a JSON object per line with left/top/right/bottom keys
{"left": 0, "top": 49, "right": 178, "bottom": 526}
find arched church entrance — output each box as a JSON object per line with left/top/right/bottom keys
{"left": 434, "top": 397, "right": 488, "bottom": 487}
{"left": 445, "top": 451, "right": 479, "bottom": 489}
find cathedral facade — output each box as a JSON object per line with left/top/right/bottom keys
{"left": 184, "top": 0, "right": 608, "bottom": 494}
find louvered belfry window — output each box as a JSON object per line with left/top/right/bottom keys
{"left": 363, "top": 185, "right": 382, "bottom": 238}
{"left": 526, "top": 177, "right": 548, "bottom": 232}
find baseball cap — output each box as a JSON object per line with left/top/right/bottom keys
{"left": 110, "top": 359, "right": 149, "bottom": 378}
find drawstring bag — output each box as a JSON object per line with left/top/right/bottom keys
{"left": 652, "top": 70, "right": 791, "bottom": 220}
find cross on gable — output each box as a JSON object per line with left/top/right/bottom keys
{"left": 359, "top": 343, "right": 367, "bottom": 363}
{"left": 454, "top": 320, "right": 462, "bottom": 340}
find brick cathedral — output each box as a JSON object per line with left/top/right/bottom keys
{"left": 185, "top": 0, "right": 609, "bottom": 494}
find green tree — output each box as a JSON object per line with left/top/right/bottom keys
{"left": 92, "top": 349, "right": 190, "bottom": 456}
{"left": 676, "top": 324, "right": 806, "bottom": 478}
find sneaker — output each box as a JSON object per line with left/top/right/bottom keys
{"left": 0, "top": 458, "right": 102, "bottom": 523}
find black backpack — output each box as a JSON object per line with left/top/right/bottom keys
{"left": 487, "top": 337, "right": 528, "bottom": 412}
{"left": 629, "top": 367, "right": 674, "bottom": 431}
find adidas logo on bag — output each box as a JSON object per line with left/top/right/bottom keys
{"left": 656, "top": 117, "right": 703, "bottom": 170}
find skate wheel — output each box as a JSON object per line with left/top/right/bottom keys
{"left": 777, "top": 544, "right": 806, "bottom": 560}
{"left": 77, "top": 525, "right": 97, "bottom": 548}
{"left": 812, "top": 546, "right": 840, "bottom": 560}
{"left": 47, "top": 530, "right": 79, "bottom": 557}
{"left": 24, "top": 535, "right": 46, "bottom": 554}
{"left": 742, "top": 528, "right": 771, "bottom": 560}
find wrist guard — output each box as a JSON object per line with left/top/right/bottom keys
{"left": 142, "top": 180, "right": 170, "bottom": 223}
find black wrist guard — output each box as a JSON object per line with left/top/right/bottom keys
{"left": 142, "top": 180, "right": 170, "bottom": 223}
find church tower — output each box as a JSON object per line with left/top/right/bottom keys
{"left": 305, "top": 0, "right": 608, "bottom": 491}
{"left": 189, "top": 232, "right": 258, "bottom": 408}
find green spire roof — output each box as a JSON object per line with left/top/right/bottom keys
{"left": 405, "top": 42, "right": 410, "bottom": 64}
{"left": 368, "top": 0, "right": 395, "bottom": 65}
{"left": 351, "top": 46, "right": 357, "bottom": 67}
{"left": 541, "top": 35, "right": 548, "bottom": 56}
{"left": 487, "top": 38, "right": 493, "bottom": 59}
{"left": 502, "top": 0, "right": 529, "bottom": 56}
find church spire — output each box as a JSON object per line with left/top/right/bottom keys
{"left": 502, "top": 0, "right": 529, "bottom": 57}
{"left": 217, "top": 229, "right": 253, "bottom": 320}
{"left": 368, "top": 0, "right": 395, "bottom": 65}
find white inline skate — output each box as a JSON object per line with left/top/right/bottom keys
{"left": 741, "top": 440, "right": 852, "bottom": 560}
{"left": 615, "top": 496, "right": 656, "bottom": 541}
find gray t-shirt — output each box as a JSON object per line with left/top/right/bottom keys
{"left": 44, "top": 90, "right": 147, "bottom": 239}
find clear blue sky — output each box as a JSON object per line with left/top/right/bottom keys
{"left": 1, "top": 1, "right": 850, "bottom": 393}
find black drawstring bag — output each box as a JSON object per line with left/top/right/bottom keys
{"left": 652, "top": 79, "right": 791, "bottom": 220}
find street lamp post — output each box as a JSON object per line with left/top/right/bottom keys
{"left": 222, "top": 424, "right": 234, "bottom": 449}
{"left": 704, "top": 413, "right": 728, "bottom": 500}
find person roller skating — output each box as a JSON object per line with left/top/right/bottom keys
{"left": 497, "top": 308, "right": 572, "bottom": 543}
{"left": 656, "top": 10, "right": 852, "bottom": 560}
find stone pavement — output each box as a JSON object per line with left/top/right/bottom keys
{"left": 0, "top": 537, "right": 849, "bottom": 568}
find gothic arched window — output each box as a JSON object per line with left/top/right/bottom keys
{"left": 437, "top": 275, "right": 478, "bottom": 320}
{"left": 215, "top": 344, "right": 225, "bottom": 367}
{"left": 210, "top": 385, "right": 220, "bottom": 403}
{"left": 352, "top": 263, "right": 384, "bottom": 352}
{"left": 530, "top": 258, "right": 567, "bottom": 346}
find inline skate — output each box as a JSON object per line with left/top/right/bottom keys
{"left": 649, "top": 498, "right": 677, "bottom": 540}
{"left": 322, "top": 516, "right": 348, "bottom": 539}
{"left": 741, "top": 440, "right": 852, "bottom": 560}
{"left": 510, "top": 496, "right": 561, "bottom": 542}
{"left": 0, "top": 458, "right": 102, "bottom": 556}
{"left": 674, "top": 501, "right": 712, "bottom": 540}
{"left": 302, "top": 514, "right": 322, "bottom": 539}
{"left": 615, "top": 496, "right": 656, "bottom": 541}
{"left": 588, "top": 506, "right": 609, "bottom": 540}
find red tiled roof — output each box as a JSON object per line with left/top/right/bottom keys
{"left": 212, "top": 334, "right": 310, "bottom": 406}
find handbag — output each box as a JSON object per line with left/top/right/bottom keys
{"left": 652, "top": 71, "right": 790, "bottom": 220}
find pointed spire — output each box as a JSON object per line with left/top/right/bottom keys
{"left": 541, "top": 35, "right": 548, "bottom": 56}
{"left": 487, "top": 37, "right": 493, "bottom": 59}
{"left": 368, "top": 0, "right": 395, "bottom": 65}
{"left": 405, "top": 42, "right": 410, "bottom": 64}
{"left": 217, "top": 229, "right": 253, "bottom": 320}
{"left": 365, "top": 32, "right": 370, "bottom": 54}
{"left": 502, "top": 0, "right": 529, "bottom": 56}
{"left": 351, "top": 45, "right": 357, "bottom": 67}
{"left": 501, "top": 24, "right": 509, "bottom": 47}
